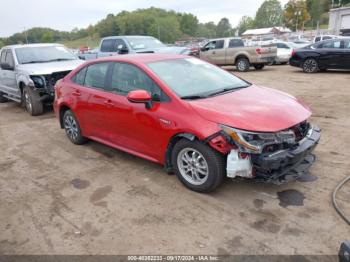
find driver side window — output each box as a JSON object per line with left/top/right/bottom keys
{"left": 110, "top": 63, "right": 168, "bottom": 102}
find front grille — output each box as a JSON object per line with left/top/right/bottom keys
{"left": 44, "top": 71, "right": 71, "bottom": 91}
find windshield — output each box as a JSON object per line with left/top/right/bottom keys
{"left": 147, "top": 58, "right": 250, "bottom": 98}
{"left": 126, "top": 37, "right": 165, "bottom": 50}
{"left": 15, "top": 46, "right": 77, "bottom": 64}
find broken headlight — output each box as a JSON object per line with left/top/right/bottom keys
{"left": 30, "top": 76, "right": 45, "bottom": 88}
{"left": 220, "top": 125, "right": 296, "bottom": 154}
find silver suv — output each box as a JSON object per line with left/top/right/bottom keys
{"left": 0, "top": 43, "right": 83, "bottom": 115}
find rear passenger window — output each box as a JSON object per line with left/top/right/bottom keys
{"left": 110, "top": 63, "right": 165, "bottom": 101}
{"left": 229, "top": 39, "right": 244, "bottom": 48}
{"left": 84, "top": 63, "right": 111, "bottom": 89}
{"left": 100, "top": 39, "right": 116, "bottom": 52}
{"left": 72, "top": 67, "right": 87, "bottom": 85}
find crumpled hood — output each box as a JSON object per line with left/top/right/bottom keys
{"left": 188, "top": 85, "right": 312, "bottom": 132}
{"left": 16, "top": 60, "right": 84, "bottom": 75}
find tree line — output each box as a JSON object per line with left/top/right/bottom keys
{"left": 1, "top": 0, "right": 350, "bottom": 48}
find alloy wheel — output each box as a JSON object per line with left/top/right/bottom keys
{"left": 64, "top": 115, "right": 79, "bottom": 141}
{"left": 303, "top": 59, "right": 318, "bottom": 73}
{"left": 177, "top": 148, "right": 209, "bottom": 186}
{"left": 24, "top": 91, "right": 32, "bottom": 114}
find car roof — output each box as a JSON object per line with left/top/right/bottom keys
{"left": 101, "top": 35, "right": 157, "bottom": 40}
{"left": 2, "top": 43, "right": 64, "bottom": 49}
{"left": 92, "top": 54, "right": 189, "bottom": 64}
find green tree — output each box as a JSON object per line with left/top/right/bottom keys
{"left": 179, "top": 13, "right": 199, "bottom": 36}
{"left": 284, "top": 0, "right": 311, "bottom": 30}
{"left": 237, "top": 16, "right": 255, "bottom": 36}
{"left": 95, "top": 14, "right": 119, "bottom": 37}
{"left": 41, "top": 31, "right": 53, "bottom": 43}
{"left": 196, "top": 22, "right": 217, "bottom": 38}
{"left": 255, "top": 0, "right": 283, "bottom": 28}
{"left": 216, "top": 18, "right": 233, "bottom": 37}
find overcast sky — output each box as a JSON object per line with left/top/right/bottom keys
{"left": 0, "top": 0, "right": 289, "bottom": 37}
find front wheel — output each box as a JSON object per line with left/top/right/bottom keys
{"left": 63, "top": 110, "right": 88, "bottom": 145}
{"left": 23, "top": 86, "right": 43, "bottom": 116}
{"left": 236, "top": 58, "right": 250, "bottom": 72}
{"left": 302, "top": 58, "right": 319, "bottom": 73}
{"left": 253, "top": 64, "right": 265, "bottom": 70}
{"left": 171, "top": 139, "right": 225, "bottom": 193}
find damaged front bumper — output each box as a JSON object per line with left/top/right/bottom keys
{"left": 226, "top": 125, "right": 321, "bottom": 184}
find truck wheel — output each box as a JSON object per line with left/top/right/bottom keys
{"left": 253, "top": 64, "right": 265, "bottom": 70}
{"left": 236, "top": 58, "right": 250, "bottom": 72}
{"left": 171, "top": 139, "right": 225, "bottom": 193}
{"left": 23, "top": 86, "right": 43, "bottom": 116}
{"left": 0, "top": 92, "right": 8, "bottom": 103}
{"left": 302, "top": 58, "right": 319, "bottom": 73}
{"left": 63, "top": 110, "right": 87, "bottom": 145}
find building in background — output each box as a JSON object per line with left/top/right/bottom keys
{"left": 242, "top": 27, "right": 291, "bottom": 41}
{"left": 329, "top": 6, "right": 350, "bottom": 36}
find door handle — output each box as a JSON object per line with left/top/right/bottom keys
{"left": 72, "top": 90, "right": 81, "bottom": 96}
{"left": 104, "top": 99, "right": 114, "bottom": 106}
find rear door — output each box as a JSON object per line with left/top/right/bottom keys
{"left": 318, "top": 40, "right": 343, "bottom": 68}
{"left": 343, "top": 39, "right": 350, "bottom": 69}
{"left": 200, "top": 40, "right": 226, "bottom": 65}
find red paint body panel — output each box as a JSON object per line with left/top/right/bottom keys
{"left": 188, "top": 85, "right": 311, "bottom": 132}
{"left": 54, "top": 54, "right": 312, "bottom": 165}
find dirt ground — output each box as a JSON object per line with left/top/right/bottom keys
{"left": 0, "top": 65, "right": 349, "bottom": 256}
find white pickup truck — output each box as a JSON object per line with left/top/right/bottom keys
{"left": 199, "top": 37, "right": 277, "bottom": 72}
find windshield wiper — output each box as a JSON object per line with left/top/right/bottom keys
{"left": 45, "top": 58, "right": 75, "bottom": 62}
{"left": 205, "top": 86, "right": 249, "bottom": 97}
{"left": 181, "top": 95, "right": 205, "bottom": 100}
{"left": 21, "top": 60, "right": 49, "bottom": 64}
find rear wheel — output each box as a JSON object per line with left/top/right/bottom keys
{"left": 0, "top": 92, "right": 8, "bottom": 103}
{"left": 253, "top": 64, "right": 265, "bottom": 70}
{"left": 172, "top": 139, "right": 225, "bottom": 193}
{"left": 23, "top": 86, "right": 43, "bottom": 116}
{"left": 236, "top": 58, "right": 250, "bottom": 72}
{"left": 63, "top": 110, "right": 87, "bottom": 145}
{"left": 302, "top": 58, "right": 319, "bottom": 73}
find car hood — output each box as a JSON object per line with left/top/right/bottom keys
{"left": 16, "top": 60, "right": 84, "bottom": 75}
{"left": 188, "top": 85, "right": 311, "bottom": 132}
{"left": 135, "top": 46, "right": 188, "bottom": 54}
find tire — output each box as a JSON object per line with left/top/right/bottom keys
{"left": 23, "top": 86, "right": 43, "bottom": 116}
{"left": 63, "top": 110, "right": 87, "bottom": 145}
{"left": 302, "top": 58, "right": 319, "bottom": 73}
{"left": 235, "top": 58, "right": 250, "bottom": 72}
{"left": 253, "top": 64, "right": 265, "bottom": 70}
{"left": 171, "top": 139, "right": 225, "bottom": 193}
{"left": 0, "top": 92, "right": 8, "bottom": 103}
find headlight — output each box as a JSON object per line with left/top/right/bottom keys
{"left": 30, "top": 76, "right": 45, "bottom": 88}
{"left": 220, "top": 125, "right": 296, "bottom": 154}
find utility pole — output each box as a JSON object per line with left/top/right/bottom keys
{"left": 24, "top": 27, "right": 28, "bottom": 44}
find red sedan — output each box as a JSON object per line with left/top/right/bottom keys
{"left": 54, "top": 54, "right": 320, "bottom": 192}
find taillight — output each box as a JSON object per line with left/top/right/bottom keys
{"left": 291, "top": 49, "right": 296, "bottom": 57}
{"left": 255, "top": 48, "right": 262, "bottom": 55}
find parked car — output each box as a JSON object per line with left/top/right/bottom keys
{"left": 82, "top": 35, "right": 191, "bottom": 60}
{"left": 199, "top": 37, "right": 277, "bottom": 72}
{"left": 289, "top": 38, "right": 350, "bottom": 73}
{"left": 313, "top": 35, "right": 340, "bottom": 43}
{"left": 0, "top": 43, "right": 83, "bottom": 115}
{"left": 273, "top": 42, "right": 294, "bottom": 64}
{"left": 54, "top": 54, "right": 320, "bottom": 192}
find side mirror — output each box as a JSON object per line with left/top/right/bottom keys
{"left": 127, "top": 90, "right": 152, "bottom": 109}
{"left": 200, "top": 47, "right": 208, "bottom": 52}
{"left": 118, "top": 46, "right": 129, "bottom": 54}
{"left": 0, "top": 62, "right": 14, "bottom": 71}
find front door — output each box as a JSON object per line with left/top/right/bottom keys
{"left": 200, "top": 40, "right": 226, "bottom": 65}
{"left": 0, "top": 49, "right": 18, "bottom": 97}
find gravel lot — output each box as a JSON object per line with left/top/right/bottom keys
{"left": 0, "top": 65, "right": 349, "bottom": 255}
